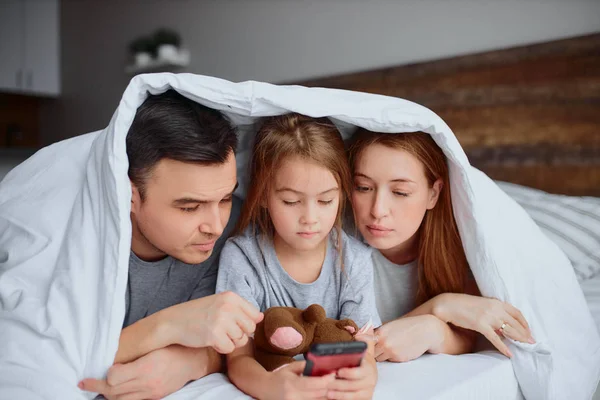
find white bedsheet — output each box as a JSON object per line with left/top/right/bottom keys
{"left": 161, "top": 352, "right": 521, "bottom": 400}
{"left": 1, "top": 73, "right": 599, "bottom": 400}
{"left": 582, "top": 275, "right": 600, "bottom": 343}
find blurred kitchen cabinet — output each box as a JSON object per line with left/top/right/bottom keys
{"left": 0, "top": 0, "right": 60, "bottom": 97}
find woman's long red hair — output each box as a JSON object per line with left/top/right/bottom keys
{"left": 348, "top": 130, "right": 470, "bottom": 305}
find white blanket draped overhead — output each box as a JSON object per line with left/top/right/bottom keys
{"left": 0, "top": 73, "right": 598, "bottom": 400}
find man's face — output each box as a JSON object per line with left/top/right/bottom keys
{"left": 130, "top": 152, "right": 237, "bottom": 264}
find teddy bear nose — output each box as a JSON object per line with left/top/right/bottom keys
{"left": 270, "top": 327, "right": 304, "bottom": 350}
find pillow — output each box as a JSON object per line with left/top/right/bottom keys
{"left": 497, "top": 181, "right": 600, "bottom": 281}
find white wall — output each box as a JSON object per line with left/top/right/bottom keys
{"left": 40, "top": 0, "right": 600, "bottom": 144}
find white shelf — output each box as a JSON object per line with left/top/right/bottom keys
{"left": 125, "top": 49, "right": 190, "bottom": 75}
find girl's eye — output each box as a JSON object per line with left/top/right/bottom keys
{"left": 393, "top": 191, "right": 409, "bottom": 197}
{"left": 319, "top": 199, "right": 333, "bottom": 205}
{"left": 354, "top": 186, "right": 371, "bottom": 192}
{"left": 283, "top": 200, "right": 299, "bottom": 206}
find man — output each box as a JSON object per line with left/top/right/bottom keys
{"left": 79, "top": 90, "right": 263, "bottom": 399}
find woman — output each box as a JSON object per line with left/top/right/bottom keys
{"left": 348, "top": 129, "right": 536, "bottom": 362}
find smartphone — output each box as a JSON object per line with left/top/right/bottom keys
{"left": 303, "top": 341, "right": 367, "bottom": 377}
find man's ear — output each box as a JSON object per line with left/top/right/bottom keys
{"left": 130, "top": 180, "right": 142, "bottom": 213}
{"left": 426, "top": 179, "right": 443, "bottom": 210}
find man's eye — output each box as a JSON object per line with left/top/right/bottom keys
{"left": 221, "top": 197, "right": 232, "bottom": 203}
{"left": 180, "top": 206, "right": 199, "bottom": 213}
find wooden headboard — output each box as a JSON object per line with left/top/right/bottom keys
{"left": 292, "top": 33, "right": 600, "bottom": 196}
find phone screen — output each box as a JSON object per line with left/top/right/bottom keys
{"left": 303, "top": 341, "right": 367, "bottom": 377}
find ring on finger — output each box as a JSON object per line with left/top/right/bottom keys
{"left": 499, "top": 322, "right": 508, "bottom": 335}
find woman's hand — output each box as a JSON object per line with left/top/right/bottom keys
{"left": 374, "top": 315, "right": 442, "bottom": 362}
{"left": 433, "top": 293, "right": 535, "bottom": 357}
{"left": 266, "top": 361, "right": 335, "bottom": 400}
{"left": 326, "top": 356, "right": 378, "bottom": 400}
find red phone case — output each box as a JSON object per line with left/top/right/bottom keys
{"left": 303, "top": 342, "right": 367, "bottom": 377}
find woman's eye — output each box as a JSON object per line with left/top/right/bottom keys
{"left": 354, "top": 186, "right": 371, "bottom": 192}
{"left": 283, "top": 200, "right": 299, "bottom": 206}
{"left": 393, "top": 191, "right": 409, "bottom": 197}
{"left": 319, "top": 199, "right": 333, "bottom": 205}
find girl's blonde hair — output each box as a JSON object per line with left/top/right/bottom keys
{"left": 236, "top": 113, "right": 352, "bottom": 258}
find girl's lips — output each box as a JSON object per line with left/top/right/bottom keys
{"left": 297, "top": 232, "right": 319, "bottom": 239}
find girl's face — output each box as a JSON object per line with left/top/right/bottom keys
{"left": 267, "top": 156, "right": 340, "bottom": 252}
{"left": 351, "top": 144, "right": 441, "bottom": 261}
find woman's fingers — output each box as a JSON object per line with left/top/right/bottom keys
{"left": 505, "top": 303, "right": 533, "bottom": 336}
{"left": 482, "top": 326, "right": 512, "bottom": 358}
{"left": 501, "top": 314, "right": 532, "bottom": 344}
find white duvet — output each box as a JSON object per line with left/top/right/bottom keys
{"left": 0, "top": 73, "right": 599, "bottom": 400}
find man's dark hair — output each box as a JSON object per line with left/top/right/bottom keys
{"left": 126, "top": 89, "right": 238, "bottom": 199}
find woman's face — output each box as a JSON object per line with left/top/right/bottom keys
{"left": 351, "top": 143, "right": 441, "bottom": 261}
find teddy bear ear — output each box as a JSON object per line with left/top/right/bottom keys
{"left": 336, "top": 319, "right": 359, "bottom": 334}
{"left": 303, "top": 304, "right": 326, "bottom": 323}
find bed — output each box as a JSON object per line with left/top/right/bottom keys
{"left": 2, "top": 37, "right": 598, "bottom": 398}
{"left": 163, "top": 179, "right": 599, "bottom": 400}
{"left": 163, "top": 34, "right": 600, "bottom": 400}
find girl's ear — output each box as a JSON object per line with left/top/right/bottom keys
{"left": 426, "top": 179, "right": 443, "bottom": 210}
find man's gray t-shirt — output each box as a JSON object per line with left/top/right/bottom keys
{"left": 216, "top": 228, "right": 381, "bottom": 328}
{"left": 123, "top": 196, "right": 241, "bottom": 328}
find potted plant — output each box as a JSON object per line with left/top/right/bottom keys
{"left": 153, "top": 28, "right": 182, "bottom": 62}
{"left": 128, "top": 36, "right": 155, "bottom": 67}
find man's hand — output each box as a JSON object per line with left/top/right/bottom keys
{"left": 79, "top": 345, "right": 217, "bottom": 400}
{"left": 165, "top": 291, "right": 264, "bottom": 353}
{"left": 117, "top": 291, "right": 264, "bottom": 364}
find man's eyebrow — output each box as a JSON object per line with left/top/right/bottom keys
{"left": 172, "top": 182, "right": 238, "bottom": 206}
{"left": 172, "top": 198, "right": 208, "bottom": 206}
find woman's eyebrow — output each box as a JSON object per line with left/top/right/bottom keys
{"left": 354, "top": 172, "right": 415, "bottom": 184}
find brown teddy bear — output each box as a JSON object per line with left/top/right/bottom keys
{"left": 253, "top": 304, "right": 359, "bottom": 371}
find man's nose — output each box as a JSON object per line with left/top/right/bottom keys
{"left": 199, "top": 205, "right": 224, "bottom": 236}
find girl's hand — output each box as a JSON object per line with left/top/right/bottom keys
{"left": 374, "top": 315, "right": 440, "bottom": 362}
{"left": 433, "top": 293, "right": 535, "bottom": 357}
{"left": 266, "top": 361, "right": 335, "bottom": 400}
{"left": 326, "top": 356, "right": 377, "bottom": 400}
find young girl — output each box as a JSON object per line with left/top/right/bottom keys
{"left": 348, "top": 129, "right": 534, "bottom": 362}
{"left": 217, "top": 114, "right": 380, "bottom": 400}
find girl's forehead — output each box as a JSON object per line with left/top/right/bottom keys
{"left": 273, "top": 157, "right": 338, "bottom": 194}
